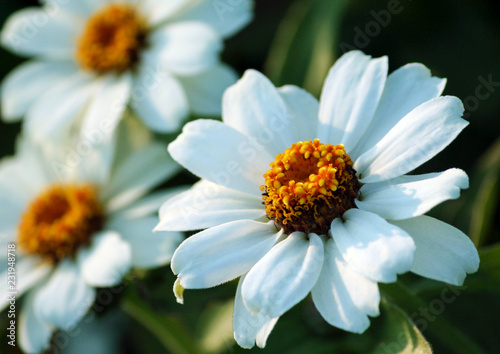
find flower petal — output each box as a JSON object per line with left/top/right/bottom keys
{"left": 175, "top": 0, "right": 253, "bottom": 37}
{"left": 146, "top": 22, "right": 222, "bottom": 75}
{"left": 351, "top": 63, "right": 446, "bottom": 158}
{"left": 177, "top": 64, "right": 237, "bottom": 116}
{"left": 131, "top": 68, "right": 189, "bottom": 133}
{"left": 35, "top": 259, "right": 96, "bottom": 330}
{"left": 172, "top": 220, "right": 281, "bottom": 289}
{"left": 156, "top": 179, "right": 265, "bottom": 232}
{"left": 242, "top": 232, "right": 324, "bottom": 319}
{"left": 311, "top": 239, "right": 380, "bottom": 333}
{"left": 278, "top": 85, "right": 320, "bottom": 142}
{"left": 331, "top": 209, "right": 415, "bottom": 283}
{"left": 25, "top": 73, "right": 94, "bottom": 142}
{"left": 356, "top": 168, "right": 469, "bottom": 220}
{"left": 140, "top": 0, "right": 195, "bottom": 26}
{"left": 355, "top": 96, "right": 468, "bottom": 183}
{"left": 111, "top": 187, "right": 188, "bottom": 218}
{"left": 318, "top": 51, "right": 387, "bottom": 151}
{"left": 80, "top": 73, "right": 132, "bottom": 141}
{"left": 168, "top": 119, "right": 273, "bottom": 195}
{"left": 1, "top": 7, "right": 79, "bottom": 58}
{"left": 392, "top": 216, "right": 479, "bottom": 285}
{"left": 19, "top": 289, "right": 52, "bottom": 354}
{"left": 78, "top": 231, "right": 132, "bottom": 287}
{"left": 103, "top": 143, "right": 180, "bottom": 210}
{"left": 0, "top": 257, "right": 51, "bottom": 311}
{"left": 106, "top": 216, "right": 183, "bottom": 268}
{"left": 1, "top": 60, "right": 78, "bottom": 121}
{"left": 222, "top": 70, "right": 295, "bottom": 156}
{"left": 234, "top": 273, "right": 279, "bottom": 349}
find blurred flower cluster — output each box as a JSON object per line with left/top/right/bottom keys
{"left": 1, "top": 1, "right": 499, "bottom": 354}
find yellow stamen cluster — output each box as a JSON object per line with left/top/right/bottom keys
{"left": 76, "top": 3, "right": 148, "bottom": 74}
{"left": 18, "top": 184, "right": 104, "bottom": 262}
{"left": 262, "top": 139, "right": 360, "bottom": 235}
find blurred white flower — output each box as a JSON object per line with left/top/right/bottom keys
{"left": 0, "top": 122, "right": 184, "bottom": 353}
{"left": 1, "top": 0, "right": 253, "bottom": 140}
{"left": 156, "top": 51, "right": 480, "bottom": 348}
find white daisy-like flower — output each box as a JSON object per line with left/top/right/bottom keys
{"left": 1, "top": 0, "right": 252, "bottom": 141}
{"left": 156, "top": 51, "right": 480, "bottom": 348}
{"left": 0, "top": 124, "right": 184, "bottom": 353}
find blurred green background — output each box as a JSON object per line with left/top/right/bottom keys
{"left": 1, "top": 0, "right": 499, "bottom": 353}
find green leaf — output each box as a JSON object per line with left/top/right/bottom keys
{"left": 370, "top": 301, "right": 432, "bottom": 354}
{"left": 264, "top": 0, "right": 350, "bottom": 97}
{"left": 452, "top": 138, "right": 500, "bottom": 247}
{"left": 196, "top": 300, "right": 235, "bottom": 353}
{"left": 121, "top": 291, "right": 203, "bottom": 354}
{"left": 380, "top": 282, "right": 487, "bottom": 354}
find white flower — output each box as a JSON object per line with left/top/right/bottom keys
{"left": 1, "top": 0, "right": 253, "bottom": 141}
{"left": 156, "top": 51, "right": 480, "bottom": 348}
{"left": 0, "top": 123, "right": 184, "bottom": 353}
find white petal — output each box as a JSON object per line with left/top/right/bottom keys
{"left": 351, "top": 63, "right": 447, "bottom": 158}
{"left": 35, "top": 259, "right": 96, "bottom": 330}
{"left": 81, "top": 73, "right": 132, "bottom": 140}
{"left": 146, "top": 22, "right": 222, "bottom": 75}
{"left": 156, "top": 179, "right": 265, "bottom": 232}
{"left": 25, "top": 73, "right": 94, "bottom": 142}
{"left": 222, "top": 70, "right": 295, "bottom": 156}
{"left": 0, "top": 257, "right": 51, "bottom": 311}
{"left": 392, "top": 216, "right": 479, "bottom": 285}
{"left": 311, "top": 239, "right": 379, "bottom": 333}
{"left": 1, "top": 60, "right": 78, "bottom": 121}
{"left": 111, "top": 186, "right": 188, "bottom": 218}
{"left": 331, "top": 209, "right": 415, "bottom": 283}
{"left": 278, "top": 85, "right": 319, "bottom": 142}
{"left": 1, "top": 8, "right": 79, "bottom": 58}
{"left": 19, "top": 290, "right": 52, "bottom": 354}
{"left": 355, "top": 96, "right": 468, "bottom": 183}
{"left": 40, "top": 0, "right": 93, "bottom": 17}
{"left": 78, "top": 231, "right": 132, "bottom": 287}
{"left": 131, "top": 68, "right": 189, "bottom": 133}
{"left": 234, "top": 273, "right": 279, "bottom": 349}
{"left": 318, "top": 51, "right": 387, "bottom": 150}
{"left": 75, "top": 132, "right": 117, "bottom": 187}
{"left": 356, "top": 168, "right": 469, "bottom": 220}
{"left": 168, "top": 119, "right": 273, "bottom": 195}
{"left": 140, "top": 0, "right": 195, "bottom": 26}
{"left": 103, "top": 143, "right": 180, "bottom": 210}
{"left": 242, "top": 232, "right": 324, "bottom": 318}
{"left": 172, "top": 220, "right": 281, "bottom": 288}
{"left": 106, "top": 216, "right": 183, "bottom": 268}
{"left": 177, "top": 64, "right": 237, "bottom": 116}
{"left": 175, "top": 0, "right": 253, "bottom": 37}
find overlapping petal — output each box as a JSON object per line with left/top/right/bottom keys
{"left": 356, "top": 168, "right": 469, "bottom": 220}
{"left": 172, "top": 220, "right": 281, "bottom": 289}
{"left": 331, "top": 209, "right": 415, "bottom": 283}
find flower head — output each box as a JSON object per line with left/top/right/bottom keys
{"left": 0, "top": 122, "right": 184, "bottom": 353}
{"left": 1, "top": 0, "right": 253, "bottom": 141}
{"left": 157, "top": 51, "right": 480, "bottom": 348}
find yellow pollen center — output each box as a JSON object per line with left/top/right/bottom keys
{"left": 261, "top": 139, "right": 360, "bottom": 235}
{"left": 18, "top": 184, "right": 104, "bottom": 262}
{"left": 76, "top": 3, "right": 148, "bottom": 73}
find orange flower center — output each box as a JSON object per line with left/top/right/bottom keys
{"left": 76, "top": 3, "right": 148, "bottom": 74}
{"left": 18, "top": 184, "right": 104, "bottom": 262}
{"left": 262, "top": 139, "right": 360, "bottom": 235}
